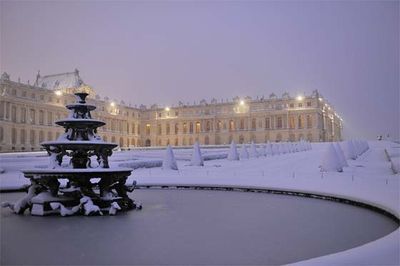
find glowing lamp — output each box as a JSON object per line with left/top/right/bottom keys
{"left": 54, "top": 90, "right": 62, "bottom": 96}
{"left": 239, "top": 100, "right": 245, "bottom": 106}
{"left": 165, "top": 107, "right": 170, "bottom": 111}
{"left": 110, "top": 102, "right": 115, "bottom": 107}
{"left": 296, "top": 95, "right": 303, "bottom": 101}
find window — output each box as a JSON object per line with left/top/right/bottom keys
{"left": 189, "top": 122, "right": 193, "bottom": 134}
{"left": 195, "top": 122, "right": 200, "bottom": 133}
{"left": 229, "top": 120, "right": 234, "bottom": 131}
{"left": 132, "top": 123, "right": 135, "bottom": 134}
{"left": 205, "top": 121, "right": 211, "bottom": 132}
{"left": 158, "top": 113, "right": 162, "bottom": 118}
{"left": 298, "top": 103, "right": 303, "bottom": 108}
{"left": 175, "top": 123, "right": 179, "bottom": 134}
{"left": 47, "top": 131, "right": 53, "bottom": 141}
{"left": 21, "top": 108, "right": 26, "bottom": 123}
{"left": 166, "top": 123, "right": 170, "bottom": 135}
{"left": 11, "top": 89, "right": 16, "bottom": 96}
{"left": 29, "top": 130, "right": 35, "bottom": 145}
{"left": 265, "top": 118, "right": 271, "bottom": 129}
{"left": 307, "top": 115, "right": 312, "bottom": 128}
{"left": 240, "top": 119, "right": 245, "bottom": 130}
{"left": 289, "top": 103, "right": 294, "bottom": 108}
{"left": 183, "top": 123, "right": 187, "bottom": 134}
{"left": 307, "top": 102, "right": 311, "bottom": 107}
{"left": 40, "top": 95, "right": 44, "bottom": 101}
{"left": 175, "top": 111, "right": 179, "bottom": 116}
{"left": 22, "top": 91, "right": 27, "bottom": 97}
{"left": 39, "top": 131, "right": 44, "bottom": 142}
{"left": 157, "top": 124, "right": 162, "bottom": 135}
{"left": 31, "top": 93, "right": 36, "bottom": 99}
{"left": 11, "top": 106, "right": 17, "bottom": 122}
{"left": 216, "top": 120, "right": 222, "bottom": 131}
{"left": 277, "top": 117, "right": 283, "bottom": 129}
{"left": 20, "top": 129, "right": 26, "bottom": 144}
{"left": 39, "top": 110, "right": 44, "bottom": 125}
{"left": 48, "top": 112, "right": 53, "bottom": 125}
{"left": 251, "top": 118, "right": 256, "bottom": 130}
{"left": 12, "top": 128, "right": 17, "bottom": 144}
{"left": 146, "top": 124, "right": 151, "bottom": 135}
{"left": 298, "top": 115, "right": 303, "bottom": 129}
{"left": 0, "top": 127, "right": 3, "bottom": 141}
{"left": 29, "top": 109, "right": 36, "bottom": 124}
{"left": 289, "top": 116, "right": 295, "bottom": 129}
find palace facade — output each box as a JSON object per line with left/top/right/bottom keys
{"left": 0, "top": 70, "right": 343, "bottom": 153}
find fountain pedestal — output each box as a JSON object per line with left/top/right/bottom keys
{"left": 3, "top": 92, "right": 140, "bottom": 216}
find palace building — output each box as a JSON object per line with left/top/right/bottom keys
{"left": 0, "top": 70, "right": 343, "bottom": 153}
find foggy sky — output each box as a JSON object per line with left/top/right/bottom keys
{"left": 1, "top": 1, "right": 399, "bottom": 140}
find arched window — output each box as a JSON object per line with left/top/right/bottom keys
{"left": 240, "top": 119, "right": 245, "bottom": 130}
{"left": 216, "top": 120, "right": 222, "bottom": 131}
{"left": 195, "top": 122, "right": 201, "bottom": 133}
{"left": 20, "top": 129, "right": 26, "bottom": 144}
{"left": 166, "top": 123, "right": 170, "bottom": 135}
{"left": 30, "top": 130, "right": 35, "bottom": 145}
{"left": 298, "top": 115, "right": 303, "bottom": 129}
{"left": 146, "top": 124, "right": 151, "bottom": 135}
{"left": 175, "top": 124, "right": 179, "bottom": 134}
{"left": 289, "top": 116, "right": 295, "bottom": 129}
{"left": 174, "top": 138, "right": 179, "bottom": 146}
{"left": 48, "top": 112, "right": 53, "bottom": 125}
{"left": 12, "top": 128, "right": 17, "bottom": 144}
{"left": 239, "top": 135, "right": 244, "bottom": 144}
{"left": 132, "top": 123, "right": 136, "bottom": 134}
{"left": 251, "top": 118, "right": 256, "bottom": 130}
{"left": 157, "top": 124, "right": 162, "bottom": 135}
{"left": 0, "top": 126, "right": 3, "bottom": 142}
{"left": 265, "top": 117, "right": 270, "bottom": 129}
{"left": 189, "top": 137, "right": 193, "bottom": 145}
{"left": 39, "top": 131, "right": 44, "bottom": 142}
{"left": 182, "top": 137, "right": 187, "bottom": 146}
{"left": 206, "top": 121, "right": 211, "bottom": 132}
{"left": 229, "top": 120, "right": 234, "bottom": 131}
{"left": 145, "top": 139, "right": 151, "bottom": 147}
{"left": 204, "top": 135, "right": 209, "bottom": 145}
{"left": 277, "top": 117, "right": 283, "bottom": 129}
{"left": 20, "top": 108, "right": 26, "bottom": 123}
{"left": 183, "top": 123, "right": 187, "bottom": 134}
{"left": 307, "top": 115, "right": 312, "bottom": 128}
{"left": 11, "top": 106, "right": 17, "bottom": 122}
{"left": 111, "top": 136, "right": 116, "bottom": 143}
{"left": 39, "top": 110, "right": 44, "bottom": 125}
{"left": 119, "top": 137, "right": 124, "bottom": 147}
{"left": 189, "top": 122, "right": 193, "bottom": 134}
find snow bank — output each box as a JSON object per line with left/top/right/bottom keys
{"left": 249, "top": 141, "right": 259, "bottom": 158}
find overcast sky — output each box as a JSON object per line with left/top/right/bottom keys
{"left": 1, "top": 1, "right": 398, "bottom": 140}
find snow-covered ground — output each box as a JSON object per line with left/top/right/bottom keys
{"left": 0, "top": 140, "right": 399, "bottom": 265}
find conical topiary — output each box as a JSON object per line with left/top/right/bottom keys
{"left": 227, "top": 140, "right": 239, "bottom": 161}
{"left": 162, "top": 145, "right": 178, "bottom": 170}
{"left": 190, "top": 141, "right": 204, "bottom": 166}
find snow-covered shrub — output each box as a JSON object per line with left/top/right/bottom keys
{"left": 162, "top": 145, "right": 178, "bottom": 170}
{"left": 227, "top": 141, "right": 239, "bottom": 161}
{"left": 320, "top": 143, "right": 343, "bottom": 172}
{"left": 190, "top": 141, "right": 204, "bottom": 166}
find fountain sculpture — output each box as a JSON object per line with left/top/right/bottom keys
{"left": 2, "top": 92, "right": 140, "bottom": 216}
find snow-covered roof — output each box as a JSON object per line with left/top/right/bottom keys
{"left": 34, "top": 69, "right": 84, "bottom": 90}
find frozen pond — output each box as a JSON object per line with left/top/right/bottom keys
{"left": 1, "top": 188, "right": 398, "bottom": 265}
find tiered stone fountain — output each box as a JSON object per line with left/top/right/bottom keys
{"left": 3, "top": 92, "right": 140, "bottom": 216}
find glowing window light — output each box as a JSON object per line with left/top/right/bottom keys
{"left": 54, "top": 90, "right": 62, "bottom": 96}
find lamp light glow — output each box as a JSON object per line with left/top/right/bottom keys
{"left": 165, "top": 107, "right": 170, "bottom": 111}
{"left": 54, "top": 90, "right": 62, "bottom": 96}
{"left": 110, "top": 102, "right": 115, "bottom": 107}
{"left": 296, "top": 95, "right": 304, "bottom": 101}
{"left": 239, "top": 100, "right": 245, "bottom": 106}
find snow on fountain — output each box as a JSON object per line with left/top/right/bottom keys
{"left": 2, "top": 92, "right": 140, "bottom": 216}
